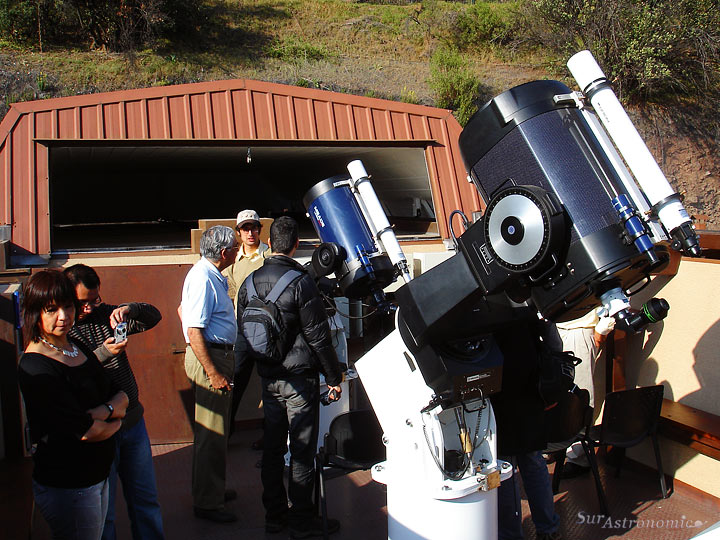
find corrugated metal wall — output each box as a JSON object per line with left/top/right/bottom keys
{"left": 0, "top": 79, "right": 481, "bottom": 258}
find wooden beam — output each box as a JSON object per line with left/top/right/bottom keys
{"left": 659, "top": 399, "right": 720, "bottom": 461}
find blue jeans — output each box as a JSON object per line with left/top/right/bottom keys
{"left": 261, "top": 374, "right": 319, "bottom": 524}
{"left": 33, "top": 478, "right": 109, "bottom": 540}
{"left": 102, "top": 418, "right": 164, "bottom": 540}
{"left": 498, "top": 451, "right": 560, "bottom": 540}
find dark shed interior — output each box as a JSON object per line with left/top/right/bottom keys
{"left": 48, "top": 143, "right": 438, "bottom": 253}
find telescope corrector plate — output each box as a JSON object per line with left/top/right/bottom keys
{"left": 487, "top": 193, "right": 545, "bottom": 266}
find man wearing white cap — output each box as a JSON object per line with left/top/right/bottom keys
{"left": 223, "top": 210, "right": 270, "bottom": 440}
{"left": 223, "top": 209, "right": 270, "bottom": 307}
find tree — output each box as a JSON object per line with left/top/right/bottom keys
{"left": 524, "top": 0, "right": 720, "bottom": 103}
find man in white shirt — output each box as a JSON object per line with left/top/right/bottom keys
{"left": 181, "top": 226, "right": 239, "bottom": 523}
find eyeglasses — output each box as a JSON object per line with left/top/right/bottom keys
{"left": 237, "top": 224, "right": 260, "bottom": 232}
{"left": 79, "top": 296, "right": 102, "bottom": 309}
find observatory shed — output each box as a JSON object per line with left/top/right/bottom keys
{"left": 0, "top": 78, "right": 477, "bottom": 262}
{"left": 0, "top": 79, "right": 477, "bottom": 444}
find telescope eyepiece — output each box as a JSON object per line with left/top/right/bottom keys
{"left": 615, "top": 297, "right": 669, "bottom": 334}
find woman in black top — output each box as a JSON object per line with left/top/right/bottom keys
{"left": 18, "top": 270, "right": 128, "bottom": 540}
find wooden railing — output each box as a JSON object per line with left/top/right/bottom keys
{"left": 659, "top": 399, "right": 720, "bottom": 461}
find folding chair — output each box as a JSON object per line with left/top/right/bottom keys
{"left": 556, "top": 385, "right": 668, "bottom": 515}
{"left": 314, "top": 409, "right": 386, "bottom": 540}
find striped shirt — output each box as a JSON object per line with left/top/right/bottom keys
{"left": 68, "top": 302, "right": 162, "bottom": 431}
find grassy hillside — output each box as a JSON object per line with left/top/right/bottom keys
{"left": 0, "top": 1, "right": 551, "bottom": 117}
{"left": 1, "top": 0, "right": 718, "bottom": 227}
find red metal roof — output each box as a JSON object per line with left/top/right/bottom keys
{"left": 0, "top": 78, "right": 481, "bottom": 258}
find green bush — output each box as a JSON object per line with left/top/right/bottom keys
{"left": 267, "top": 36, "right": 328, "bottom": 62}
{"left": 414, "top": 1, "right": 519, "bottom": 51}
{"left": 428, "top": 46, "right": 480, "bottom": 126}
{"left": 0, "top": 0, "right": 71, "bottom": 47}
{"left": 454, "top": 2, "right": 517, "bottom": 48}
{"left": 524, "top": 0, "right": 720, "bottom": 103}
{"left": 0, "top": 0, "right": 35, "bottom": 43}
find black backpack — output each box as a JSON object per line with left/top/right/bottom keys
{"left": 240, "top": 270, "right": 301, "bottom": 363}
{"left": 537, "top": 344, "right": 580, "bottom": 408}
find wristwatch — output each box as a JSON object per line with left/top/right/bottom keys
{"left": 104, "top": 402, "right": 114, "bottom": 421}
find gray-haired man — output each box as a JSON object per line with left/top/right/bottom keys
{"left": 181, "top": 225, "right": 239, "bottom": 523}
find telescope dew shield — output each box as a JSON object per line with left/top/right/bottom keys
{"left": 304, "top": 175, "right": 395, "bottom": 299}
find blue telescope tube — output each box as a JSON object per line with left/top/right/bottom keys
{"left": 304, "top": 174, "right": 396, "bottom": 300}
{"left": 307, "top": 182, "right": 378, "bottom": 266}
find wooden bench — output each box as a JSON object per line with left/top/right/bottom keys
{"left": 659, "top": 399, "right": 720, "bottom": 461}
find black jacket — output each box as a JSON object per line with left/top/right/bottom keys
{"left": 236, "top": 254, "right": 342, "bottom": 386}
{"left": 490, "top": 319, "right": 561, "bottom": 456}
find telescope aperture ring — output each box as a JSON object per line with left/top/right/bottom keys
{"left": 484, "top": 188, "right": 550, "bottom": 270}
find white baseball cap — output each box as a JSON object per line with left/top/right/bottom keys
{"left": 236, "top": 209, "right": 260, "bottom": 228}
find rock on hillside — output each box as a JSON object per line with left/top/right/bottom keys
{"left": 632, "top": 107, "right": 720, "bottom": 231}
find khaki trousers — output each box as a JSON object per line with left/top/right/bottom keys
{"left": 184, "top": 345, "right": 234, "bottom": 510}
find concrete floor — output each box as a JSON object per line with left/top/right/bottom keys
{"left": 26, "top": 427, "right": 720, "bottom": 540}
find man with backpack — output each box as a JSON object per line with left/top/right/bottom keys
{"left": 236, "top": 216, "right": 343, "bottom": 538}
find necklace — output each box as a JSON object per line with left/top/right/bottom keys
{"left": 39, "top": 337, "right": 79, "bottom": 358}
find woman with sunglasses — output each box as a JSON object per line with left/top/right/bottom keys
{"left": 18, "top": 269, "right": 128, "bottom": 540}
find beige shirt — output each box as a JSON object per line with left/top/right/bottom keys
{"left": 222, "top": 241, "right": 269, "bottom": 307}
{"left": 555, "top": 309, "right": 599, "bottom": 331}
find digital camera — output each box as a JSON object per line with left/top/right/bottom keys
{"left": 114, "top": 322, "right": 128, "bottom": 343}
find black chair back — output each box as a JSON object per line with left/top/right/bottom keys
{"left": 552, "top": 384, "right": 669, "bottom": 516}
{"left": 324, "top": 409, "right": 386, "bottom": 469}
{"left": 597, "top": 385, "right": 664, "bottom": 448}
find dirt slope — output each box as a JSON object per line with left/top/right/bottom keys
{"left": 1, "top": 51, "right": 718, "bottom": 230}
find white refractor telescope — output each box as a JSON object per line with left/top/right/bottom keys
{"left": 303, "top": 50, "right": 700, "bottom": 540}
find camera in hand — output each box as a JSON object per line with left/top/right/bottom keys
{"left": 320, "top": 388, "right": 338, "bottom": 406}
{"left": 114, "top": 322, "right": 128, "bottom": 343}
